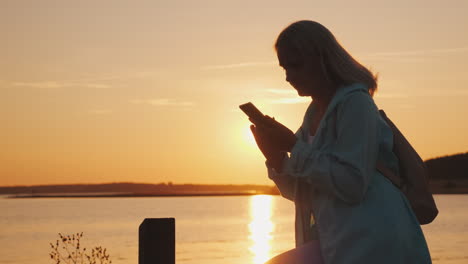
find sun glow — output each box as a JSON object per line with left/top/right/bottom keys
{"left": 243, "top": 124, "right": 257, "bottom": 147}
{"left": 249, "top": 195, "right": 275, "bottom": 264}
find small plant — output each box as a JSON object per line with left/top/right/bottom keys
{"left": 49, "top": 232, "right": 112, "bottom": 264}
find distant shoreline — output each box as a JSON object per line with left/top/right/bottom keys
{"left": 7, "top": 189, "right": 468, "bottom": 199}
{"left": 0, "top": 182, "right": 281, "bottom": 198}
{"left": 8, "top": 191, "right": 279, "bottom": 199}
{"left": 3, "top": 178, "right": 468, "bottom": 198}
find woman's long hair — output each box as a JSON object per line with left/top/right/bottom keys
{"left": 275, "top": 20, "right": 378, "bottom": 95}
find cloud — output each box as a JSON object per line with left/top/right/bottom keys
{"left": 270, "top": 97, "right": 311, "bottom": 104}
{"left": 84, "top": 84, "right": 111, "bottom": 89}
{"left": 375, "top": 90, "right": 468, "bottom": 99}
{"left": 149, "top": 99, "right": 194, "bottom": 106}
{"left": 419, "top": 90, "right": 468, "bottom": 97}
{"left": 374, "top": 93, "right": 410, "bottom": 99}
{"left": 11, "top": 81, "right": 111, "bottom": 89}
{"left": 201, "top": 47, "right": 468, "bottom": 71}
{"left": 202, "top": 47, "right": 468, "bottom": 70}
{"left": 360, "top": 47, "right": 468, "bottom": 61}
{"left": 261, "top": 88, "right": 310, "bottom": 104}
{"left": 131, "top": 98, "right": 195, "bottom": 107}
{"left": 202, "top": 61, "right": 276, "bottom": 70}
{"left": 265, "top": 89, "right": 296, "bottom": 95}
{"left": 12, "top": 81, "right": 64, "bottom": 89}
{"left": 236, "top": 88, "right": 308, "bottom": 105}
{"left": 88, "top": 109, "right": 112, "bottom": 115}
{"left": 75, "top": 69, "right": 163, "bottom": 82}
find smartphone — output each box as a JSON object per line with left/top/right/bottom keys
{"left": 239, "top": 102, "right": 267, "bottom": 125}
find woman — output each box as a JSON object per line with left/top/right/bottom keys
{"left": 250, "top": 20, "right": 432, "bottom": 264}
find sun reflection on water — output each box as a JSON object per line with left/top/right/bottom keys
{"left": 249, "top": 195, "right": 274, "bottom": 264}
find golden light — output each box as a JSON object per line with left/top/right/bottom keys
{"left": 243, "top": 124, "right": 257, "bottom": 147}
{"left": 249, "top": 195, "right": 275, "bottom": 264}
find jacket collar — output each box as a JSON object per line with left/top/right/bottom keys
{"left": 301, "top": 83, "right": 368, "bottom": 139}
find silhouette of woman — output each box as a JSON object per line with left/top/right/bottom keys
{"left": 250, "top": 20, "right": 432, "bottom": 264}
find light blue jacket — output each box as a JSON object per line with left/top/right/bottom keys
{"left": 267, "top": 83, "right": 431, "bottom": 264}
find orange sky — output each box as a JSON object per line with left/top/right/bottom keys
{"left": 1, "top": 0, "right": 468, "bottom": 186}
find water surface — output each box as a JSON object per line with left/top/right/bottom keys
{"left": 0, "top": 195, "right": 466, "bottom": 264}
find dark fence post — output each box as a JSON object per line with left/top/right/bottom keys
{"left": 139, "top": 218, "right": 175, "bottom": 264}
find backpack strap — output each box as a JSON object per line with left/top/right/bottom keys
{"left": 376, "top": 109, "right": 403, "bottom": 188}
{"left": 377, "top": 109, "right": 439, "bottom": 225}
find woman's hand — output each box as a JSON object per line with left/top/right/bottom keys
{"left": 250, "top": 125, "right": 286, "bottom": 171}
{"left": 252, "top": 116, "right": 297, "bottom": 152}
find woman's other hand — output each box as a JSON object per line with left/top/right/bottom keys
{"left": 250, "top": 125, "right": 286, "bottom": 171}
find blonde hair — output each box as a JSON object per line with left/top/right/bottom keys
{"left": 275, "top": 20, "right": 378, "bottom": 95}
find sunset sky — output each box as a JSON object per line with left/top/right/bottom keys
{"left": 2, "top": 0, "right": 468, "bottom": 186}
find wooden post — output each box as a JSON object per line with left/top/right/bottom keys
{"left": 139, "top": 218, "right": 175, "bottom": 264}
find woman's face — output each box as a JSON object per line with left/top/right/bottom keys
{"left": 277, "top": 47, "right": 324, "bottom": 97}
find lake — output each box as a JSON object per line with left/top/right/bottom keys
{"left": 1, "top": 195, "right": 467, "bottom": 264}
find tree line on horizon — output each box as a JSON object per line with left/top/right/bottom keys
{"left": 0, "top": 182, "right": 278, "bottom": 195}
{"left": 1, "top": 152, "right": 467, "bottom": 195}
{"left": 425, "top": 152, "right": 468, "bottom": 181}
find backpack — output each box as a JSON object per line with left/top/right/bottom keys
{"left": 376, "top": 110, "right": 439, "bottom": 225}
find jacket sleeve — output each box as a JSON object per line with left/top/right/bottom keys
{"left": 265, "top": 125, "right": 306, "bottom": 202}
{"left": 266, "top": 157, "right": 296, "bottom": 201}
{"left": 282, "top": 92, "right": 379, "bottom": 205}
